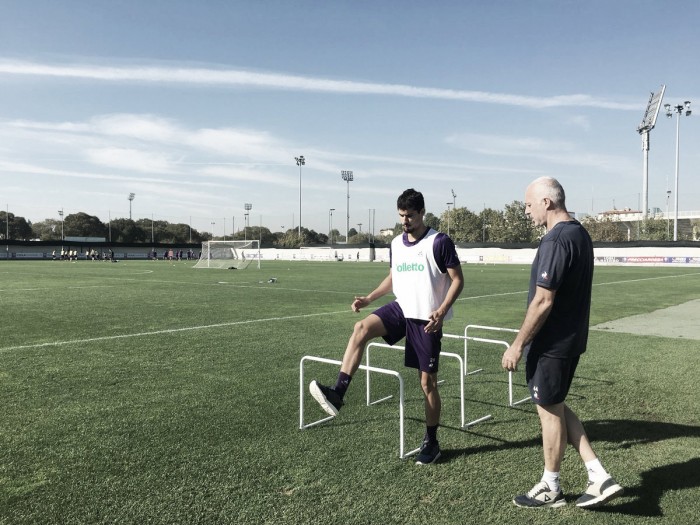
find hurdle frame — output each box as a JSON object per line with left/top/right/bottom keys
{"left": 300, "top": 355, "right": 418, "bottom": 459}
{"left": 364, "top": 338, "right": 493, "bottom": 428}
{"left": 463, "top": 324, "right": 530, "bottom": 407}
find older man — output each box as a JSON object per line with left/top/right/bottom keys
{"left": 502, "top": 177, "right": 623, "bottom": 509}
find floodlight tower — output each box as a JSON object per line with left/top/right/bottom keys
{"left": 128, "top": 192, "right": 135, "bottom": 220}
{"left": 450, "top": 189, "right": 456, "bottom": 237}
{"left": 329, "top": 208, "right": 335, "bottom": 246}
{"left": 446, "top": 203, "right": 452, "bottom": 237}
{"left": 636, "top": 86, "right": 665, "bottom": 220}
{"left": 664, "top": 99, "right": 692, "bottom": 241}
{"left": 341, "top": 170, "right": 353, "bottom": 243}
{"left": 58, "top": 208, "right": 64, "bottom": 240}
{"left": 295, "top": 156, "right": 305, "bottom": 238}
{"left": 244, "top": 203, "right": 252, "bottom": 241}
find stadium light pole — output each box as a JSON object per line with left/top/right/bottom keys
{"left": 58, "top": 208, "right": 64, "bottom": 240}
{"left": 341, "top": 170, "right": 353, "bottom": 243}
{"left": 295, "top": 156, "right": 305, "bottom": 238}
{"left": 664, "top": 100, "right": 691, "bottom": 241}
{"left": 637, "top": 86, "right": 665, "bottom": 220}
{"left": 211, "top": 221, "right": 215, "bottom": 240}
{"left": 446, "top": 203, "right": 452, "bottom": 237}
{"left": 128, "top": 193, "right": 135, "bottom": 220}
{"left": 329, "top": 208, "right": 335, "bottom": 247}
{"left": 151, "top": 214, "right": 154, "bottom": 244}
{"left": 666, "top": 190, "right": 671, "bottom": 239}
{"left": 244, "top": 203, "right": 252, "bottom": 242}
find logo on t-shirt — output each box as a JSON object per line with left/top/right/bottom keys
{"left": 541, "top": 271, "right": 550, "bottom": 281}
{"left": 396, "top": 262, "right": 426, "bottom": 272}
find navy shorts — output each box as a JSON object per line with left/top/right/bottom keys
{"left": 525, "top": 351, "right": 580, "bottom": 405}
{"left": 372, "top": 301, "right": 442, "bottom": 373}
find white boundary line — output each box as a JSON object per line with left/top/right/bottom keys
{"left": 3, "top": 271, "right": 698, "bottom": 353}
{"left": 0, "top": 309, "right": 349, "bottom": 353}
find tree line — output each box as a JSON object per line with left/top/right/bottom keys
{"left": 0, "top": 203, "right": 685, "bottom": 246}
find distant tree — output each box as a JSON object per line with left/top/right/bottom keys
{"left": 502, "top": 200, "right": 536, "bottom": 242}
{"left": 274, "top": 230, "right": 303, "bottom": 248}
{"left": 424, "top": 212, "right": 440, "bottom": 231}
{"left": 109, "top": 218, "right": 146, "bottom": 243}
{"left": 580, "top": 216, "right": 627, "bottom": 242}
{"left": 640, "top": 217, "right": 671, "bottom": 241}
{"left": 237, "top": 226, "right": 276, "bottom": 244}
{"left": 479, "top": 208, "right": 505, "bottom": 242}
{"left": 32, "top": 219, "right": 62, "bottom": 241}
{"left": 347, "top": 227, "right": 358, "bottom": 238}
{"left": 441, "top": 207, "right": 481, "bottom": 242}
{"left": 270, "top": 227, "right": 324, "bottom": 247}
{"left": 63, "top": 212, "right": 107, "bottom": 238}
{"left": 327, "top": 229, "right": 342, "bottom": 245}
{"left": 348, "top": 232, "right": 370, "bottom": 244}
{"left": 0, "top": 211, "right": 33, "bottom": 240}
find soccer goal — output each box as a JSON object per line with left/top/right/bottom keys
{"left": 192, "top": 240, "right": 261, "bottom": 269}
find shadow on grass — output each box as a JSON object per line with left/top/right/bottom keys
{"left": 443, "top": 418, "right": 700, "bottom": 517}
{"left": 592, "top": 457, "right": 700, "bottom": 517}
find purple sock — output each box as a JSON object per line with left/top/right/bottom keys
{"left": 425, "top": 424, "right": 439, "bottom": 444}
{"left": 333, "top": 372, "right": 352, "bottom": 398}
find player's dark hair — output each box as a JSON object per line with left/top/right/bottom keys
{"left": 397, "top": 188, "right": 425, "bottom": 212}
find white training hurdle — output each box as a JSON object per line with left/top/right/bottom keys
{"left": 299, "top": 355, "right": 416, "bottom": 459}
{"left": 299, "top": 325, "right": 530, "bottom": 459}
{"left": 463, "top": 325, "right": 531, "bottom": 407}
{"left": 364, "top": 340, "right": 493, "bottom": 429}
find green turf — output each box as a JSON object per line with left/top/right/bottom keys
{"left": 0, "top": 260, "right": 699, "bottom": 524}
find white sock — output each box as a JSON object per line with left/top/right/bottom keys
{"left": 585, "top": 458, "right": 609, "bottom": 482}
{"left": 541, "top": 469, "right": 560, "bottom": 492}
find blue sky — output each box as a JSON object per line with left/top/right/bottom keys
{"left": 1, "top": 0, "right": 698, "bottom": 237}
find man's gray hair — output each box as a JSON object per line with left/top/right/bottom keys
{"left": 532, "top": 176, "right": 566, "bottom": 209}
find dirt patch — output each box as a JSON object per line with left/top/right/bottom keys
{"left": 592, "top": 299, "right": 700, "bottom": 340}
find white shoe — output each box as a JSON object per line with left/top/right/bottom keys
{"left": 576, "top": 476, "right": 623, "bottom": 508}
{"left": 513, "top": 481, "right": 566, "bottom": 508}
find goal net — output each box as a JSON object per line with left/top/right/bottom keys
{"left": 192, "top": 240, "right": 261, "bottom": 269}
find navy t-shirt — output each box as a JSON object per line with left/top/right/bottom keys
{"left": 526, "top": 220, "right": 594, "bottom": 358}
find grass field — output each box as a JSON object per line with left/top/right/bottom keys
{"left": 1, "top": 259, "right": 699, "bottom": 525}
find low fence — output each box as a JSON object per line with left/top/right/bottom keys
{"left": 3, "top": 243, "right": 700, "bottom": 267}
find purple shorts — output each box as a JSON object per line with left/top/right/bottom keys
{"left": 372, "top": 301, "right": 442, "bottom": 373}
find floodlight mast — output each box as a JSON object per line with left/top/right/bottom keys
{"left": 636, "top": 85, "right": 666, "bottom": 220}
{"left": 341, "top": 170, "right": 353, "bottom": 243}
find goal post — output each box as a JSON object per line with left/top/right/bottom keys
{"left": 192, "top": 240, "right": 261, "bottom": 269}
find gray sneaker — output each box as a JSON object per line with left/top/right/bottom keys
{"left": 513, "top": 481, "right": 566, "bottom": 508}
{"left": 576, "top": 476, "right": 623, "bottom": 508}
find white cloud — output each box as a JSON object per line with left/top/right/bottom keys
{"left": 445, "top": 133, "right": 633, "bottom": 173}
{"left": 90, "top": 114, "right": 181, "bottom": 142}
{"left": 84, "top": 147, "right": 177, "bottom": 174}
{"left": 0, "top": 59, "right": 642, "bottom": 111}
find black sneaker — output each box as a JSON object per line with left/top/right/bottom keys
{"left": 415, "top": 439, "right": 441, "bottom": 465}
{"left": 576, "top": 476, "right": 623, "bottom": 508}
{"left": 513, "top": 481, "right": 566, "bottom": 508}
{"left": 309, "top": 380, "right": 344, "bottom": 416}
